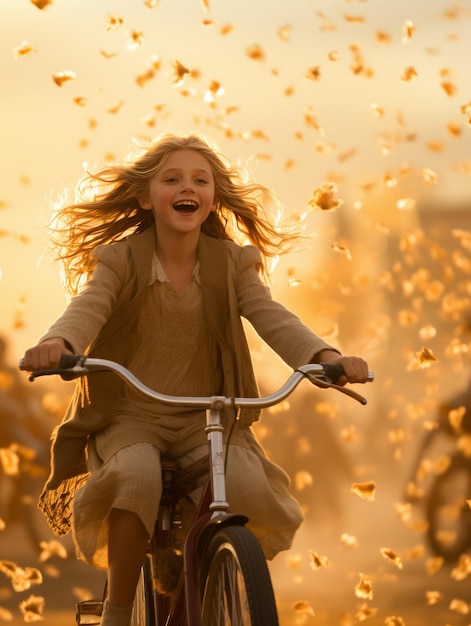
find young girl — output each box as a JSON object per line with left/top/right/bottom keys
{"left": 21, "top": 132, "right": 369, "bottom": 626}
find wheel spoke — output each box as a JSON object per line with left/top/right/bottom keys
{"left": 200, "top": 526, "right": 278, "bottom": 625}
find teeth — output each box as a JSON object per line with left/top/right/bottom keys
{"left": 173, "top": 200, "right": 198, "bottom": 209}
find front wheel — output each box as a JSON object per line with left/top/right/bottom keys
{"left": 200, "top": 525, "right": 279, "bottom": 626}
{"left": 131, "top": 557, "right": 155, "bottom": 626}
{"left": 426, "top": 454, "right": 471, "bottom": 562}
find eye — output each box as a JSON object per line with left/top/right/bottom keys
{"left": 163, "top": 177, "right": 178, "bottom": 183}
{"left": 195, "top": 178, "right": 209, "bottom": 184}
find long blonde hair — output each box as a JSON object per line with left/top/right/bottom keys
{"left": 50, "top": 132, "right": 301, "bottom": 295}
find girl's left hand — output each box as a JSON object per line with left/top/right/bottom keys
{"left": 315, "top": 351, "right": 370, "bottom": 386}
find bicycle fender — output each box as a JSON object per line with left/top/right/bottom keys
{"left": 183, "top": 513, "right": 248, "bottom": 626}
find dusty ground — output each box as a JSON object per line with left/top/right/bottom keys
{"left": 1, "top": 521, "right": 470, "bottom": 626}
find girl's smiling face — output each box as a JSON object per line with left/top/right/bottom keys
{"left": 139, "top": 149, "right": 216, "bottom": 236}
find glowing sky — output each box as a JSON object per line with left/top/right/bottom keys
{"left": 1, "top": 0, "right": 470, "bottom": 357}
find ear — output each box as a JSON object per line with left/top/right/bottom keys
{"left": 138, "top": 196, "right": 152, "bottom": 210}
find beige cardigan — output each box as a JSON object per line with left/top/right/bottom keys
{"left": 38, "top": 227, "right": 336, "bottom": 535}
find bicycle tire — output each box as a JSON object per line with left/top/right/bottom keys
{"left": 131, "top": 557, "right": 155, "bottom": 626}
{"left": 200, "top": 525, "right": 279, "bottom": 626}
{"left": 426, "top": 454, "right": 471, "bottom": 562}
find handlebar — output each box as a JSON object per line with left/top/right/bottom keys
{"left": 19, "top": 355, "right": 373, "bottom": 406}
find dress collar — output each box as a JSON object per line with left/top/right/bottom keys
{"left": 148, "top": 251, "right": 201, "bottom": 286}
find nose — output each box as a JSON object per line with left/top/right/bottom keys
{"left": 181, "top": 177, "right": 195, "bottom": 192}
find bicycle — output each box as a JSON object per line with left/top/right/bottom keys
{"left": 21, "top": 355, "right": 373, "bottom": 625}
{"left": 406, "top": 392, "right": 471, "bottom": 563}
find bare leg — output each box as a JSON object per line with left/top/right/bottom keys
{"left": 107, "top": 507, "right": 150, "bottom": 607}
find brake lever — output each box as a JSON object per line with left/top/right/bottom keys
{"left": 306, "top": 374, "right": 369, "bottom": 405}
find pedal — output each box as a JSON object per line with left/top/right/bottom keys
{"left": 75, "top": 599, "right": 103, "bottom": 624}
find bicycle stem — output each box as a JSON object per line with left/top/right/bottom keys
{"left": 205, "top": 399, "right": 230, "bottom": 517}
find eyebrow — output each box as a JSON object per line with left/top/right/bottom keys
{"left": 160, "top": 167, "right": 212, "bottom": 175}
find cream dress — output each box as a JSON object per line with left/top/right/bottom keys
{"left": 72, "top": 255, "right": 303, "bottom": 567}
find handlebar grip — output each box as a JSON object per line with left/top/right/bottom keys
{"left": 319, "top": 362, "right": 345, "bottom": 384}
{"left": 59, "top": 354, "right": 83, "bottom": 369}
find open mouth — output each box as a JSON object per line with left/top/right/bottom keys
{"left": 173, "top": 200, "right": 198, "bottom": 213}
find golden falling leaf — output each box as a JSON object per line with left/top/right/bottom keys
{"left": 448, "top": 406, "right": 466, "bottom": 431}
{"left": 416, "top": 346, "right": 439, "bottom": 368}
{"left": 105, "top": 14, "right": 124, "bottom": 30}
{"left": 220, "top": 23, "right": 234, "bottom": 35}
{"left": 0, "top": 446, "right": 20, "bottom": 476}
{"left": 375, "top": 31, "right": 392, "bottom": 43}
{"left": 245, "top": 44, "right": 265, "bottom": 62}
{"left": 423, "top": 168, "right": 438, "bottom": 185}
{"left": 343, "top": 14, "right": 365, "bottom": 24}
{"left": 19, "top": 595, "right": 45, "bottom": 622}
{"left": 383, "top": 172, "right": 397, "bottom": 187}
{"left": 106, "top": 101, "right": 124, "bottom": 115}
{"left": 52, "top": 70, "right": 77, "bottom": 87}
{"left": 449, "top": 598, "right": 469, "bottom": 615}
{"left": 100, "top": 50, "right": 118, "bottom": 59}
{"left": 396, "top": 198, "right": 416, "bottom": 211}
{"left": 284, "top": 159, "right": 297, "bottom": 170}
{"left": 126, "top": 30, "right": 145, "bottom": 50}
{"left": 13, "top": 40, "right": 36, "bottom": 59}
{"left": 136, "top": 56, "right": 162, "bottom": 87}
{"left": 38, "top": 540, "right": 68, "bottom": 563}
{"left": 328, "top": 50, "right": 341, "bottom": 61}
{"left": 340, "top": 533, "right": 358, "bottom": 548}
{"left": 402, "top": 20, "right": 416, "bottom": 42}
{"left": 404, "top": 544, "right": 425, "bottom": 560}
{"left": 457, "top": 434, "right": 471, "bottom": 456}
{"left": 30, "top": 0, "right": 53, "bottom": 8}
{"left": 442, "top": 81, "right": 458, "bottom": 96}
{"left": 73, "top": 586, "right": 95, "bottom": 602}
{"left": 380, "top": 548, "right": 403, "bottom": 569}
{"left": 385, "top": 617, "right": 405, "bottom": 626}
{"left": 171, "top": 60, "right": 191, "bottom": 85}
{"left": 451, "top": 554, "right": 471, "bottom": 581}
{"left": 447, "top": 122, "right": 461, "bottom": 136}
{"left": 277, "top": 24, "right": 291, "bottom": 42}
{"left": 388, "top": 429, "right": 405, "bottom": 444}
{"left": 0, "top": 561, "right": 42, "bottom": 593}
{"left": 340, "top": 425, "right": 357, "bottom": 443}
{"left": 355, "top": 604, "right": 378, "bottom": 620}
{"left": 370, "top": 102, "right": 385, "bottom": 117}
{"left": 308, "top": 182, "right": 343, "bottom": 211}
{"left": 0, "top": 607, "right": 13, "bottom": 620}
{"left": 419, "top": 323, "right": 436, "bottom": 340}
{"left": 426, "top": 590, "right": 443, "bottom": 605}
{"left": 43, "top": 563, "right": 60, "bottom": 578}
{"left": 354, "top": 573, "right": 374, "bottom": 599}
{"left": 331, "top": 241, "right": 352, "bottom": 260}
{"left": 292, "top": 600, "right": 315, "bottom": 616}
{"left": 426, "top": 556, "right": 444, "bottom": 575}
{"left": 203, "top": 80, "right": 224, "bottom": 104}
{"left": 405, "top": 481, "right": 424, "bottom": 499}
{"left": 306, "top": 66, "right": 321, "bottom": 81}
{"left": 401, "top": 66, "right": 418, "bottom": 81}
{"left": 350, "top": 481, "right": 376, "bottom": 501}
{"left": 294, "top": 470, "right": 313, "bottom": 491}
{"left": 308, "top": 550, "right": 330, "bottom": 570}
{"left": 286, "top": 553, "right": 303, "bottom": 570}
{"left": 73, "top": 96, "right": 87, "bottom": 106}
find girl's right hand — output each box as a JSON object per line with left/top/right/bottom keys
{"left": 21, "top": 338, "right": 72, "bottom": 371}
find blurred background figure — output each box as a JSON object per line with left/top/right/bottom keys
{"left": 0, "top": 333, "right": 55, "bottom": 552}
